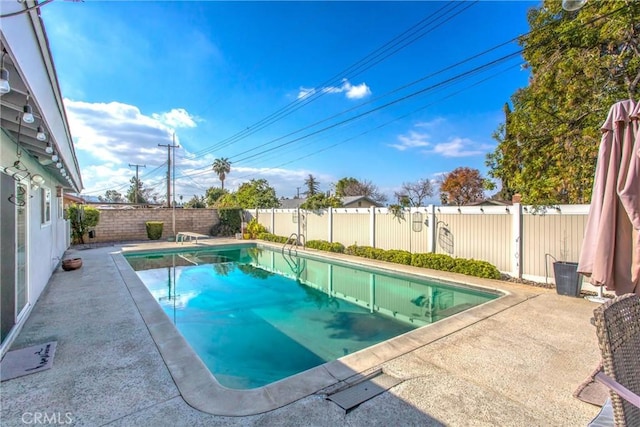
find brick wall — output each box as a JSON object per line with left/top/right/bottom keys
{"left": 90, "top": 208, "right": 219, "bottom": 243}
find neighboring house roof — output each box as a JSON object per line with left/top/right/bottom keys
{"left": 465, "top": 199, "right": 512, "bottom": 206}
{"left": 277, "top": 196, "right": 383, "bottom": 209}
{"left": 63, "top": 193, "right": 85, "bottom": 204}
{"left": 278, "top": 198, "right": 306, "bottom": 209}
{"left": 341, "top": 195, "right": 384, "bottom": 208}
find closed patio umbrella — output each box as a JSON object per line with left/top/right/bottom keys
{"left": 578, "top": 99, "right": 640, "bottom": 296}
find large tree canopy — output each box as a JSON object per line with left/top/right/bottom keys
{"left": 439, "top": 167, "right": 486, "bottom": 206}
{"left": 216, "top": 179, "right": 280, "bottom": 209}
{"left": 486, "top": 1, "right": 640, "bottom": 204}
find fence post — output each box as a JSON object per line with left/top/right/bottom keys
{"left": 370, "top": 208, "right": 376, "bottom": 247}
{"left": 328, "top": 208, "right": 333, "bottom": 243}
{"left": 511, "top": 203, "right": 523, "bottom": 279}
{"left": 428, "top": 204, "right": 436, "bottom": 253}
{"left": 271, "top": 208, "right": 275, "bottom": 235}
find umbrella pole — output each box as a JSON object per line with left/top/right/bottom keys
{"left": 586, "top": 286, "right": 607, "bottom": 303}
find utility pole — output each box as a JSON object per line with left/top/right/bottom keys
{"left": 129, "top": 163, "right": 146, "bottom": 204}
{"left": 158, "top": 137, "right": 179, "bottom": 208}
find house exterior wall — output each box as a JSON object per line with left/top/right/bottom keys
{"left": 1, "top": 133, "right": 70, "bottom": 352}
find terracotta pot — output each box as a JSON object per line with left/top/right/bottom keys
{"left": 62, "top": 258, "right": 83, "bottom": 271}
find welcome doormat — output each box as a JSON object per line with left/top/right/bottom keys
{"left": 0, "top": 341, "right": 57, "bottom": 381}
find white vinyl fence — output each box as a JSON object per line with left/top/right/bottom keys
{"left": 250, "top": 204, "right": 591, "bottom": 285}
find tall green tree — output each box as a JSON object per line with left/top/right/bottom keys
{"left": 212, "top": 158, "right": 231, "bottom": 190}
{"left": 184, "top": 195, "right": 206, "bottom": 208}
{"left": 217, "top": 179, "right": 280, "bottom": 209}
{"left": 99, "top": 189, "right": 124, "bottom": 203}
{"left": 204, "top": 187, "right": 227, "bottom": 207}
{"left": 486, "top": 1, "right": 640, "bottom": 204}
{"left": 126, "top": 177, "right": 148, "bottom": 204}
{"left": 304, "top": 174, "right": 319, "bottom": 197}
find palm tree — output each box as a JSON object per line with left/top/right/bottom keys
{"left": 212, "top": 158, "right": 231, "bottom": 190}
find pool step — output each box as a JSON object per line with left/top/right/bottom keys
{"left": 326, "top": 370, "right": 402, "bottom": 412}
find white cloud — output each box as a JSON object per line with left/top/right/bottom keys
{"left": 388, "top": 130, "right": 431, "bottom": 151}
{"left": 429, "top": 137, "right": 489, "bottom": 158}
{"left": 415, "top": 117, "right": 446, "bottom": 129}
{"left": 297, "top": 87, "right": 316, "bottom": 99}
{"left": 152, "top": 108, "right": 197, "bottom": 128}
{"left": 297, "top": 79, "right": 371, "bottom": 100}
{"left": 345, "top": 82, "right": 371, "bottom": 99}
{"left": 64, "top": 99, "right": 207, "bottom": 196}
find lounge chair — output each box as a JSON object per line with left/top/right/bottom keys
{"left": 588, "top": 294, "right": 640, "bottom": 426}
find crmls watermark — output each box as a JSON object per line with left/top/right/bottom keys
{"left": 21, "top": 412, "right": 74, "bottom": 425}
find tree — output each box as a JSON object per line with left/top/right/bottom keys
{"left": 204, "top": 187, "right": 227, "bottom": 207}
{"left": 439, "top": 167, "right": 486, "bottom": 206}
{"left": 304, "top": 174, "right": 319, "bottom": 197}
{"left": 333, "top": 177, "right": 388, "bottom": 205}
{"left": 126, "top": 177, "right": 148, "bottom": 204}
{"left": 300, "top": 193, "right": 343, "bottom": 210}
{"left": 184, "top": 195, "right": 206, "bottom": 208}
{"left": 99, "top": 189, "right": 124, "bottom": 203}
{"left": 219, "top": 179, "right": 280, "bottom": 209}
{"left": 66, "top": 204, "right": 100, "bottom": 244}
{"left": 486, "top": 1, "right": 640, "bottom": 204}
{"left": 212, "top": 158, "right": 231, "bottom": 190}
{"left": 334, "top": 177, "right": 361, "bottom": 197}
{"left": 393, "top": 179, "right": 434, "bottom": 207}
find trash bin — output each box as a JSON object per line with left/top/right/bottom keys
{"left": 553, "top": 261, "right": 582, "bottom": 297}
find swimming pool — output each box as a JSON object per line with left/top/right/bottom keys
{"left": 125, "top": 244, "right": 497, "bottom": 390}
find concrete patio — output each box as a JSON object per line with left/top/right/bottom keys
{"left": 1, "top": 241, "right": 604, "bottom": 426}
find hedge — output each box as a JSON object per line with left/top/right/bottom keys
{"left": 257, "top": 238, "right": 501, "bottom": 280}
{"left": 306, "top": 240, "right": 345, "bottom": 253}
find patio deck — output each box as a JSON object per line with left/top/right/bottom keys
{"left": 0, "top": 240, "right": 604, "bottom": 426}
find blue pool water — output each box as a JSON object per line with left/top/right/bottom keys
{"left": 125, "top": 245, "right": 497, "bottom": 389}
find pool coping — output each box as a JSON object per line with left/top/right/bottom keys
{"left": 113, "top": 241, "right": 539, "bottom": 416}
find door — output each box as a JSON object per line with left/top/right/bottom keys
{"left": 0, "top": 174, "right": 28, "bottom": 343}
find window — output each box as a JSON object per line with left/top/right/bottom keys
{"left": 41, "top": 187, "right": 51, "bottom": 225}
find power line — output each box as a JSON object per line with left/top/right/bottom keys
{"left": 190, "top": 1, "right": 478, "bottom": 158}
{"left": 170, "top": 4, "right": 630, "bottom": 184}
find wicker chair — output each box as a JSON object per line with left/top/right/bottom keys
{"left": 591, "top": 294, "right": 640, "bottom": 426}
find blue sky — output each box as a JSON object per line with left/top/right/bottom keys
{"left": 41, "top": 0, "right": 538, "bottom": 204}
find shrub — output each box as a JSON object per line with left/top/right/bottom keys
{"left": 451, "top": 258, "right": 501, "bottom": 280}
{"left": 66, "top": 204, "right": 100, "bottom": 244}
{"left": 145, "top": 221, "right": 164, "bottom": 240}
{"left": 211, "top": 208, "right": 242, "bottom": 236}
{"left": 411, "top": 253, "right": 457, "bottom": 271}
{"left": 247, "top": 218, "right": 267, "bottom": 239}
{"left": 306, "top": 240, "right": 345, "bottom": 253}
{"left": 257, "top": 232, "right": 290, "bottom": 244}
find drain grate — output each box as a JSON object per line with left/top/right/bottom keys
{"left": 326, "top": 371, "right": 402, "bottom": 412}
